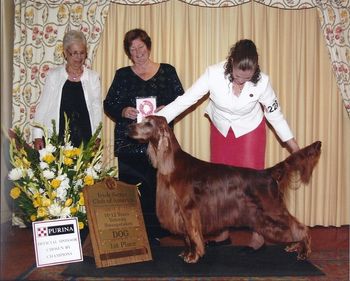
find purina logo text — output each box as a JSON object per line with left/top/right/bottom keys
{"left": 47, "top": 224, "right": 75, "bottom": 236}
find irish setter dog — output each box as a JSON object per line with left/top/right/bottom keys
{"left": 128, "top": 116, "right": 321, "bottom": 263}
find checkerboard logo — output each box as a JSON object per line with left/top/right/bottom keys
{"left": 37, "top": 227, "right": 48, "bottom": 237}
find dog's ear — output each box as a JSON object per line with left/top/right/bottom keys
{"left": 147, "top": 141, "right": 158, "bottom": 168}
{"left": 146, "top": 124, "right": 168, "bottom": 169}
{"left": 147, "top": 123, "right": 174, "bottom": 174}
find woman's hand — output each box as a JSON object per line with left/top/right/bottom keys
{"left": 286, "top": 138, "right": 300, "bottom": 154}
{"left": 154, "top": 105, "right": 165, "bottom": 113}
{"left": 122, "top": 107, "right": 138, "bottom": 120}
{"left": 34, "top": 138, "right": 44, "bottom": 150}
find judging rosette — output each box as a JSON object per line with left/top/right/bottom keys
{"left": 136, "top": 96, "right": 157, "bottom": 123}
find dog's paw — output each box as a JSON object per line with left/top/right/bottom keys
{"left": 285, "top": 242, "right": 300, "bottom": 253}
{"left": 182, "top": 252, "right": 200, "bottom": 263}
{"left": 297, "top": 252, "right": 308, "bottom": 260}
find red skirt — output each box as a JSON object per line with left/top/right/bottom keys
{"left": 210, "top": 119, "right": 266, "bottom": 169}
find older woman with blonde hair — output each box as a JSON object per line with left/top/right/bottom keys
{"left": 33, "top": 30, "right": 102, "bottom": 149}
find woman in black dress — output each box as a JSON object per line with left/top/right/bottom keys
{"left": 104, "top": 29, "right": 184, "bottom": 242}
{"left": 33, "top": 30, "right": 102, "bottom": 149}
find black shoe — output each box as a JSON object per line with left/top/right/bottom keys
{"left": 205, "top": 238, "right": 231, "bottom": 248}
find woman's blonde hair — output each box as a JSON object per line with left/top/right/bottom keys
{"left": 63, "top": 30, "right": 87, "bottom": 51}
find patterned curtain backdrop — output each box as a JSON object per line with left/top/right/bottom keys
{"left": 179, "top": 0, "right": 318, "bottom": 8}
{"left": 110, "top": 0, "right": 168, "bottom": 3}
{"left": 317, "top": 1, "right": 350, "bottom": 116}
{"left": 12, "top": 0, "right": 111, "bottom": 142}
{"left": 11, "top": 0, "right": 350, "bottom": 142}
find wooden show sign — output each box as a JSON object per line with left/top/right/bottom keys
{"left": 83, "top": 177, "right": 152, "bottom": 268}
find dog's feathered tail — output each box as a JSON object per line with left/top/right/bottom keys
{"left": 268, "top": 141, "right": 322, "bottom": 195}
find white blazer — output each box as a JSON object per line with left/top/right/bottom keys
{"left": 158, "top": 61, "right": 294, "bottom": 142}
{"left": 32, "top": 65, "right": 102, "bottom": 139}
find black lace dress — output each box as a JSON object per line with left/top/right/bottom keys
{"left": 104, "top": 63, "right": 184, "bottom": 240}
{"left": 59, "top": 80, "right": 92, "bottom": 147}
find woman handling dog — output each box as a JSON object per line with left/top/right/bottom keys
{"left": 157, "top": 39, "right": 300, "bottom": 248}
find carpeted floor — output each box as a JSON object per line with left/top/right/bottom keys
{"left": 61, "top": 245, "right": 324, "bottom": 278}
{"left": 12, "top": 248, "right": 350, "bottom": 281}
{"left": 2, "top": 224, "right": 349, "bottom": 281}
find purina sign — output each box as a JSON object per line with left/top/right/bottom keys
{"left": 32, "top": 218, "right": 83, "bottom": 267}
{"left": 36, "top": 224, "right": 75, "bottom": 237}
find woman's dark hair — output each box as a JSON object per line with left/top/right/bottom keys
{"left": 224, "top": 39, "right": 261, "bottom": 84}
{"left": 123, "top": 28, "right": 152, "bottom": 59}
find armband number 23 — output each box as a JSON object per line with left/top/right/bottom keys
{"left": 267, "top": 99, "right": 278, "bottom": 113}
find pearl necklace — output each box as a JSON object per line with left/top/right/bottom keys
{"left": 66, "top": 66, "right": 83, "bottom": 81}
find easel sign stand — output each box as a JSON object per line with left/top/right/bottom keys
{"left": 83, "top": 177, "right": 152, "bottom": 268}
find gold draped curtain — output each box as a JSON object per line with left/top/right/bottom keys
{"left": 94, "top": 0, "right": 350, "bottom": 226}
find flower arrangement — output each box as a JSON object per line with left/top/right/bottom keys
{"left": 8, "top": 118, "right": 117, "bottom": 230}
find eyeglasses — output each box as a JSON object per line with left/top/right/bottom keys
{"left": 67, "top": 50, "right": 86, "bottom": 58}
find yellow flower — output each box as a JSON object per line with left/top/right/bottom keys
{"left": 22, "top": 157, "right": 31, "bottom": 168}
{"left": 64, "top": 157, "right": 73, "bottom": 166}
{"left": 70, "top": 206, "right": 77, "bottom": 214}
{"left": 78, "top": 192, "right": 85, "bottom": 205}
{"left": 19, "top": 148, "right": 27, "bottom": 157}
{"left": 37, "top": 207, "right": 48, "bottom": 218}
{"left": 73, "top": 148, "right": 81, "bottom": 156}
{"left": 65, "top": 198, "right": 73, "bottom": 207}
{"left": 51, "top": 178, "right": 61, "bottom": 189}
{"left": 78, "top": 221, "right": 84, "bottom": 230}
{"left": 84, "top": 175, "right": 94, "bottom": 186}
{"left": 10, "top": 187, "right": 21, "bottom": 199}
{"left": 42, "top": 197, "right": 51, "bottom": 207}
{"left": 43, "top": 153, "right": 55, "bottom": 164}
{"left": 30, "top": 214, "right": 37, "bottom": 221}
{"left": 14, "top": 158, "right": 22, "bottom": 167}
{"left": 63, "top": 149, "right": 74, "bottom": 158}
{"left": 33, "top": 197, "right": 42, "bottom": 208}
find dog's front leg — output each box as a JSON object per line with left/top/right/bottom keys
{"left": 180, "top": 209, "right": 205, "bottom": 263}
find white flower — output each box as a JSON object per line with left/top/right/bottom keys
{"left": 56, "top": 186, "right": 68, "bottom": 201}
{"left": 85, "top": 166, "right": 98, "bottom": 179}
{"left": 8, "top": 168, "right": 24, "bottom": 180}
{"left": 94, "top": 163, "right": 102, "bottom": 172}
{"left": 60, "top": 207, "right": 71, "bottom": 218}
{"left": 58, "top": 175, "right": 70, "bottom": 191}
{"left": 39, "top": 143, "right": 56, "bottom": 161}
{"left": 39, "top": 162, "right": 49, "bottom": 169}
{"left": 45, "top": 143, "right": 56, "bottom": 153}
{"left": 26, "top": 168, "right": 34, "bottom": 179}
{"left": 48, "top": 203, "right": 62, "bottom": 217}
{"left": 75, "top": 179, "right": 83, "bottom": 188}
{"left": 48, "top": 204, "right": 71, "bottom": 218}
{"left": 63, "top": 143, "right": 73, "bottom": 150}
{"left": 43, "top": 170, "right": 55, "bottom": 179}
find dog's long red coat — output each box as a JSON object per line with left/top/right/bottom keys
{"left": 128, "top": 116, "right": 321, "bottom": 263}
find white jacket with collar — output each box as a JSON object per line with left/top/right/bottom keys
{"left": 157, "top": 61, "right": 294, "bottom": 142}
{"left": 32, "top": 65, "right": 102, "bottom": 139}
